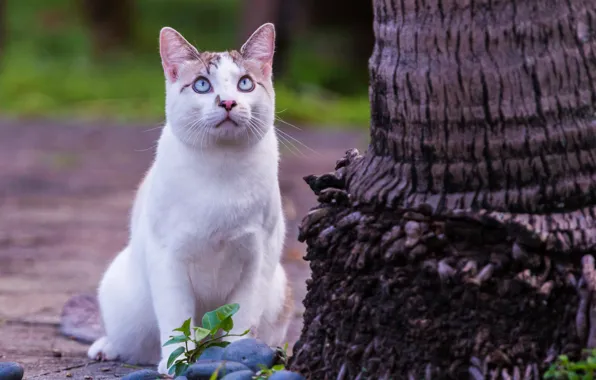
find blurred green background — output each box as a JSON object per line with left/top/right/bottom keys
{"left": 0, "top": 0, "right": 374, "bottom": 129}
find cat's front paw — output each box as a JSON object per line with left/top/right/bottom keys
{"left": 157, "top": 358, "right": 170, "bottom": 375}
{"left": 87, "top": 336, "right": 119, "bottom": 362}
{"left": 158, "top": 340, "right": 195, "bottom": 375}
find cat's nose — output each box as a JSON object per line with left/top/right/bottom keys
{"left": 218, "top": 100, "right": 237, "bottom": 112}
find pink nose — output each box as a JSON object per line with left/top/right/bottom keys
{"left": 218, "top": 100, "right": 237, "bottom": 111}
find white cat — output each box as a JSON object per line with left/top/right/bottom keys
{"left": 87, "top": 23, "right": 293, "bottom": 375}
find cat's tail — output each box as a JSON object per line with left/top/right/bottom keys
{"left": 59, "top": 293, "right": 104, "bottom": 344}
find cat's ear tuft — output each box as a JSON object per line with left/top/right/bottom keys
{"left": 159, "top": 27, "right": 199, "bottom": 82}
{"left": 241, "top": 23, "right": 275, "bottom": 76}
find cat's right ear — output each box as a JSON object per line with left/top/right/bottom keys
{"left": 159, "top": 27, "right": 199, "bottom": 82}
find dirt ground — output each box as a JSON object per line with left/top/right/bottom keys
{"left": 0, "top": 118, "right": 366, "bottom": 379}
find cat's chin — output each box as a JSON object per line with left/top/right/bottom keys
{"left": 204, "top": 121, "right": 262, "bottom": 146}
{"left": 215, "top": 119, "right": 239, "bottom": 130}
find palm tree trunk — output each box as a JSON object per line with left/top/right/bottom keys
{"left": 289, "top": 0, "right": 596, "bottom": 378}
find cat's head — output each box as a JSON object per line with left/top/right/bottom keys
{"left": 159, "top": 24, "right": 276, "bottom": 148}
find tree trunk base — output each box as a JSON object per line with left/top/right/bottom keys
{"left": 289, "top": 149, "right": 588, "bottom": 379}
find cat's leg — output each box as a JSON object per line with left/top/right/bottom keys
{"left": 221, "top": 235, "right": 266, "bottom": 342}
{"left": 145, "top": 245, "right": 197, "bottom": 375}
{"left": 254, "top": 217, "right": 292, "bottom": 347}
{"left": 255, "top": 263, "right": 293, "bottom": 347}
{"left": 88, "top": 246, "right": 160, "bottom": 365}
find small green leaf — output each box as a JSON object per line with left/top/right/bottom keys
{"left": 172, "top": 362, "right": 189, "bottom": 377}
{"left": 272, "top": 364, "right": 285, "bottom": 371}
{"left": 194, "top": 327, "right": 212, "bottom": 342}
{"left": 163, "top": 334, "right": 188, "bottom": 346}
{"left": 559, "top": 355, "right": 570, "bottom": 364}
{"left": 168, "top": 360, "right": 184, "bottom": 376}
{"left": 202, "top": 303, "right": 240, "bottom": 331}
{"left": 220, "top": 316, "right": 234, "bottom": 332}
{"left": 167, "top": 346, "right": 186, "bottom": 370}
{"left": 173, "top": 318, "right": 192, "bottom": 337}
{"left": 572, "top": 362, "right": 588, "bottom": 371}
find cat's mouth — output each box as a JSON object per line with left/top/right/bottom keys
{"left": 215, "top": 116, "right": 238, "bottom": 128}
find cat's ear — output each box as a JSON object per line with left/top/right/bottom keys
{"left": 159, "top": 27, "right": 199, "bottom": 82}
{"left": 240, "top": 23, "right": 275, "bottom": 77}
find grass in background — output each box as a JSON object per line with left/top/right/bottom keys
{"left": 0, "top": 0, "right": 370, "bottom": 129}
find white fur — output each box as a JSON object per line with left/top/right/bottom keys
{"left": 87, "top": 24, "right": 290, "bottom": 375}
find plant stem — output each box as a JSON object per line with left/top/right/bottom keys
{"left": 185, "top": 329, "right": 250, "bottom": 363}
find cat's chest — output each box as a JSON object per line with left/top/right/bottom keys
{"left": 147, "top": 184, "right": 271, "bottom": 254}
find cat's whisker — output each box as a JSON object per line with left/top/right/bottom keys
{"left": 275, "top": 127, "right": 321, "bottom": 156}
{"left": 247, "top": 119, "right": 266, "bottom": 141}
{"left": 254, "top": 117, "right": 301, "bottom": 157}
{"left": 143, "top": 125, "right": 164, "bottom": 133}
{"left": 274, "top": 116, "right": 302, "bottom": 131}
{"left": 276, "top": 132, "right": 304, "bottom": 157}
{"left": 246, "top": 123, "right": 260, "bottom": 143}
{"left": 182, "top": 127, "right": 201, "bottom": 149}
{"left": 196, "top": 119, "right": 212, "bottom": 155}
{"left": 189, "top": 121, "right": 202, "bottom": 147}
{"left": 134, "top": 143, "right": 158, "bottom": 153}
{"left": 250, "top": 109, "right": 301, "bottom": 129}
{"left": 179, "top": 115, "right": 209, "bottom": 154}
{"left": 249, "top": 115, "right": 303, "bottom": 156}
{"left": 250, "top": 109, "right": 303, "bottom": 132}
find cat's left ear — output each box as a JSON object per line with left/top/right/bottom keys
{"left": 241, "top": 23, "right": 275, "bottom": 77}
{"left": 160, "top": 27, "right": 200, "bottom": 82}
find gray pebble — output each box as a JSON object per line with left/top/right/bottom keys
{"left": 184, "top": 360, "right": 251, "bottom": 380}
{"left": 220, "top": 370, "right": 255, "bottom": 380}
{"left": 268, "top": 370, "right": 306, "bottom": 380}
{"left": 121, "top": 369, "right": 163, "bottom": 380}
{"left": 198, "top": 346, "right": 224, "bottom": 361}
{"left": 0, "top": 362, "right": 24, "bottom": 380}
{"left": 222, "top": 338, "right": 274, "bottom": 372}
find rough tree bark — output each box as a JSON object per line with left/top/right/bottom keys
{"left": 290, "top": 0, "right": 596, "bottom": 379}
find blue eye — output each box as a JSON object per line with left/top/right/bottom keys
{"left": 237, "top": 76, "right": 255, "bottom": 92}
{"left": 193, "top": 77, "right": 212, "bottom": 93}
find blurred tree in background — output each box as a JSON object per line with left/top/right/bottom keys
{"left": 79, "top": 0, "right": 134, "bottom": 58}
{"left": 0, "top": 0, "right": 5, "bottom": 61}
{"left": 240, "top": 0, "right": 374, "bottom": 91}
{"left": 240, "top": 0, "right": 290, "bottom": 78}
